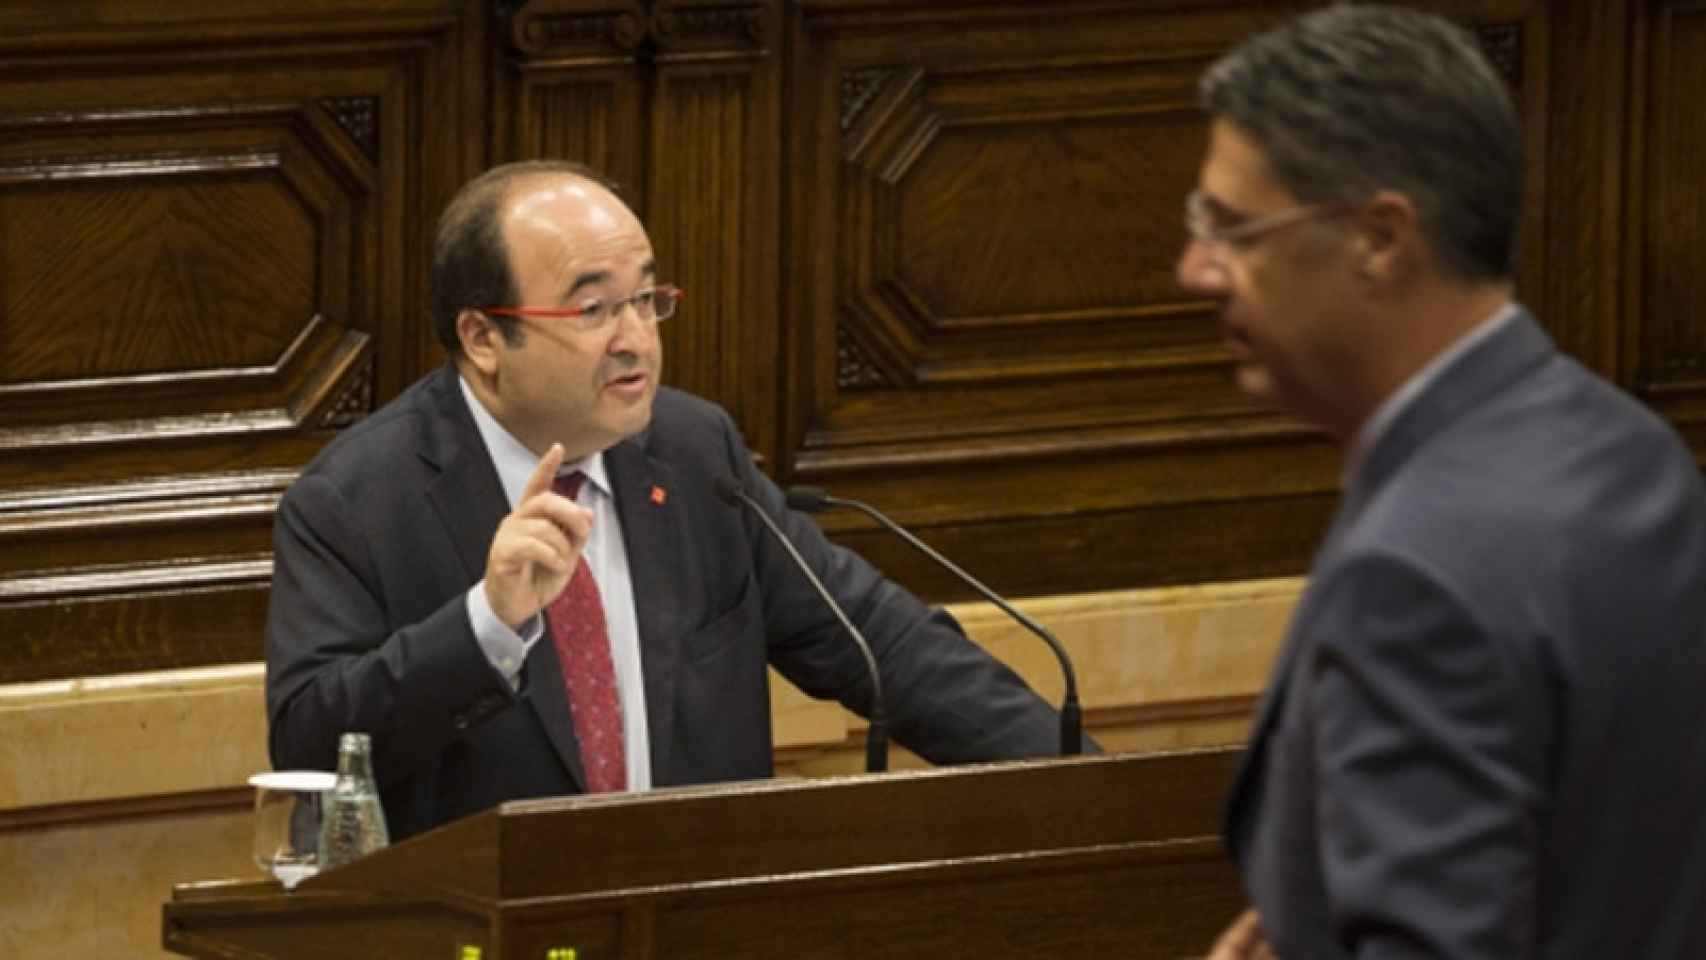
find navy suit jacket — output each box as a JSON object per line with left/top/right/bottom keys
{"left": 266, "top": 366, "right": 1063, "bottom": 841}
{"left": 1226, "top": 310, "right": 1706, "bottom": 957}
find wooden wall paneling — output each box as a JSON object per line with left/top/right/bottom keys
{"left": 0, "top": 108, "right": 365, "bottom": 429}
{"left": 1630, "top": 0, "right": 1706, "bottom": 451}
{"left": 0, "top": 0, "right": 1685, "bottom": 663}
{"left": 0, "top": 0, "right": 457, "bottom": 37}
{"left": 1521, "top": 0, "right": 1624, "bottom": 379}
{"left": 780, "top": 0, "right": 840, "bottom": 451}
{"left": 498, "top": 1, "right": 651, "bottom": 205}
{"left": 0, "top": 574, "right": 274, "bottom": 685}
{"left": 426, "top": 3, "right": 499, "bottom": 379}
{"left": 778, "top": 0, "right": 1557, "bottom": 602}
{"left": 0, "top": 2, "right": 476, "bottom": 683}
{"left": 648, "top": 0, "right": 783, "bottom": 466}
{"left": 1422, "top": 1, "right": 1552, "bottom": 347}
{"left": 783, "top": 1, "right": 1340, "bottom": 599}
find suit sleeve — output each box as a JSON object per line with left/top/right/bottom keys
{"left": 1307, "top": 553, "right": 1542, "bottom": 958}
{"left": 712, "top": 410, "right": 1071, "bottom": 763}
{"left": 265, "top": 471, "right": 516, "bottom": 785}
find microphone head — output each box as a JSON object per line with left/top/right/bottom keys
{"left": 712, "top": 474, "right": 744, "bottom": 505}
{"left": 784, "top": 485, "right": 829, "bottom": 513}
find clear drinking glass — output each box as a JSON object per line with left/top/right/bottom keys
{"left": 249, "top": 771, "right": 336, "bottom": 890}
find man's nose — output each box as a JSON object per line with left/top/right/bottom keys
{"left": 1175, "top": 239, "right": 1228, "bottom": 296}
{"left": 605, "top": 300, "right": 654, "bottom": 352}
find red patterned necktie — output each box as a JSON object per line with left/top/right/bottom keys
{"left": 544, "top": 471, "right": 627, "bottom": 792}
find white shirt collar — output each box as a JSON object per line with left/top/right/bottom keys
{"left": 456, "top": 373, "right": 610, "bottom": 507}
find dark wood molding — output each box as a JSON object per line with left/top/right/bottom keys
{"left": 316, "top": 352, "right": 378, "bottom": 429}
{"left": 839, "top": 65, "right": 895, "bottom": 132}
{"left": 0, "top": 786, "right": 252, "bottom": 835}
{"left": 834, "top": 323, "right": 894, "bottom": 389}
{"left": 318, "top": 96, "right": 381, "bottom": 160}
{"left": 507, "top": 1, "right": 647, "bottom": 57}
{"left": 651, "top": 3, "right": 770, "bottom": 59}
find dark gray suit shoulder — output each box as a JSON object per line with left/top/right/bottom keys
{"left": 637, "top": 387, "right": 739, "bottom": 453}
{"left": 1350, "top": 351, "right": 1699, "bottom": 568}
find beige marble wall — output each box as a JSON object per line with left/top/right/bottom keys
{"left": 1, "top": 806, "right": 257, "bottom": 955}
{"left": 0, "top": 666, "right": 271, "bottom": 956}
{"left": 0, "top": 578, "right": 1299, "bottom": 958}
{"left": 0, "top": 665, "right": 269, "bottom": 810}
{"left": 774, "top": 577, "right": 1301, "bottom": 774}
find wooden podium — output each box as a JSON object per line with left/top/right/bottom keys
{"left": 164, "top": 747, "right": 1244, "bottom": 959}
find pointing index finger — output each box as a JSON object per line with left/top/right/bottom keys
{"left": 522, "top": 443, "right": 566, "bottom": 503}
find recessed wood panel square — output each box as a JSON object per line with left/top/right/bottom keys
{"left": 897, "top": 114, "right": 1206, "bottom": 326}
{"left": 0, "top": 174, "right": 316, "bottom": 383}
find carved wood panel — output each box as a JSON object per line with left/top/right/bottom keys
{"left": 1634, "top": 0, "right": 1706, "bottom": 443}
{"left": 0, "top": 106, "right": 368, "bottom": 433}
{"left": 782, "top": 0, "right": 1550, "bottom": 600}
{"left": 783, "top": 3, "right": 1328, "bottom": 599}
{"left": 836, "top": 62, "right": 1218, "bottom": 389}
{"left": 648, "top": 0, "right": 781, "bottom": 466}
{"left": 498, "top": 1, "right": 649, "bottom": 203}
{"left": 2, "top": 0, "right": 1697, "bottom": 685}
{"left": 0, "top": 1, "right": 477, "bottom": 683}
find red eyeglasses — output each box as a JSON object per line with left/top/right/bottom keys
{"left": 480, "top": 284, "right": 683, "bottom": 334}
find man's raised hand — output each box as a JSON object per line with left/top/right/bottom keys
{"left": 484, "top": 444, "right": 594, "bottom": 629}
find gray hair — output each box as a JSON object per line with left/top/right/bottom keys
{"left": 1201, "top": 4, "right": 1522, "bottom": 282}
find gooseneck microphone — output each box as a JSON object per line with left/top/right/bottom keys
{"left": 785, "top": 485, "right": 1084, "bottom": 756}
{"left": 713, "top": 475, "right": 889, "bottom": 774}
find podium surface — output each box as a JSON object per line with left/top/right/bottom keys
{"left": 165, "top": 747, "right": 1243, "bottom": 959}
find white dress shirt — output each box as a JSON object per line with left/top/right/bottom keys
{"left": 457, "top": 375, "right": 652, "bottom": 790}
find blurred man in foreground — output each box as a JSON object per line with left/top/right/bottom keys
{"left": 1180, "top": 6, "right": 1706, "bottom": 957}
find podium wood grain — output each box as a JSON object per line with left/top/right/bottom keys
{"left": 164, "top": 747, "right": 1244, "bottom": 959}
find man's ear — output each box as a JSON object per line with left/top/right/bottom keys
{"left": 1350, "top": 189, "right": 1420, "bottom": 285}
{"left": 456, "top": 308, "right": 502, "bottom": 376}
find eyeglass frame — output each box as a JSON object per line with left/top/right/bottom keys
{"left": 478, "top": 284, "right": 684, "bottom": 334}
{"left": 1184, "top": 190, "right": 1351, "bottom": 258}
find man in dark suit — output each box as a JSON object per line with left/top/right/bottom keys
{"left": 265, "top": 160, "right": 1067, "bottom": 842}
{"left": 1177, "top": 7, "right": 1706, "bottom": 958}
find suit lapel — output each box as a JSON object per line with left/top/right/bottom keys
{"left": 1223, "top": 309, "right": 1557, "bottom": 854}
{"left": 416, "top": 365, "right": 586, "bottom": 787}
{"left": 419, "top": 366, "right": 509, "bottom": 591}
{"left": 604, "top": 433, "right": 688, "bottom": 784}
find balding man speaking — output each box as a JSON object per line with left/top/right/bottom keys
{"left": 264, "top": 161, "right": 1070, "bottom": 841}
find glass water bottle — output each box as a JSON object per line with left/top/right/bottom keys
{"left": 318, "top": 732, "right": 390, "bottom": 870}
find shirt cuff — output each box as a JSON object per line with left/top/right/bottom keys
{"left": 465, "top": 582, "right": 545, "bottom": 690}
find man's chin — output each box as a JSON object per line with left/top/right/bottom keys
{"left": 606, "top": 399, "right": 656, "bottom": 442}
